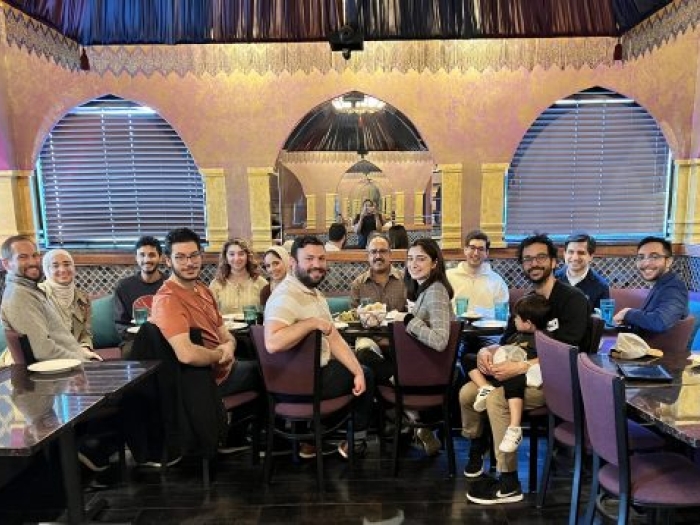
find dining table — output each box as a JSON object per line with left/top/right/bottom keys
{"left": 0, "top": 360, "right": 159, "bottom": 523}
{"left": 592, "top": 345, "right": 700, "bottom": 449}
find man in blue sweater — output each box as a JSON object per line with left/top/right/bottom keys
{"left": 613, "top": 236, "right": 688, "bottom": 334}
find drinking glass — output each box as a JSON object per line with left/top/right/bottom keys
{"left": 133, "top": 307, "right": 149, "bottom": 326}
{"left": 494, "top": 301, "right": 509, "bottom": 322}
{"left": 243, "top": 305, "right": 258, "bottom": 325}
{"left": 455, "top": 297, "right": 469, "bottom": 316}
{"left": 600, "top": 298, "right": 616, "bottom": 326}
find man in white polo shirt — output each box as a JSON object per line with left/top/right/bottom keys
{"left": 264, "top": 235, "right": 373, "bottom": 458}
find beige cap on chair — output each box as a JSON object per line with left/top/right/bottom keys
{"left": 611, "top": 332, "right": 664, "bottom": 359}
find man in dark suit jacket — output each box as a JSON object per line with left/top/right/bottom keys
{"left": 555, "top": 233, "right": 610, "bottom": 309}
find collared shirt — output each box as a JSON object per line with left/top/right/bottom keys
{"left": 264, "top": 274, "right": 332, "bottom": 366}
{"left": 350, "top": 267, "right": 407, "bottom": 311}
{"left": 209, "top": 275, "right": 268, "bottom": 315}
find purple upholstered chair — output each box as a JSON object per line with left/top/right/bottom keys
{"left": 250, "top": 325, "right": 355, "bottom": 490}
{"left": 4, "top": 329, "right": 36, "bottom": 364}
{"left": 643, "top": 315, "right": 696, "bottom": 357}
{"left": 376, "top": 321, "right": 461, "bottom": 477}
{"left": 578, "top": 353, "right": 700, "bottom": 524}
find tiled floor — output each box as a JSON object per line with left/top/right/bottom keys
{"left": 0, "top": 435, "right": 696, "bottom": 524}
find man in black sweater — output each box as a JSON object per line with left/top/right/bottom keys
{"left": 463, "top": 234, "right": 590, "bottom": 505}
{"left": 555, "top": 232, "right": 610, "bottom": 309}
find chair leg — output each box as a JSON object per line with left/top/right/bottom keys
{"left": 569, "top": 440, "right": 583, "bottom": 525}
{"left": 443, "top": 404, "right": 455, "bottom": 477}
{"left": 536, "top": 418, "right": 555, "bottom": 509}
{"left": 263, "top": 419, "right": 275, "bottom": 485}
{"left": 528, "top": 419, "right": 540, "bottom": 493}
{"left": 583, "top": 455, "right": 600, "bottom": 525}
{"left": 251, "top": 415, "right": 260, "bottom": 466}
{"left": 202, "top": 457, "right": 211, "bottom": 489}
{"left": 347, "top": 413, "right": 355, "bottom": 471}
{"left": 618, "top": 492, "right": 630, "bottom": 525}
{"left": 314, "top": 420, "right": 324, "bottom": 491}
{"left": 391, "top": 404, "right": 401, "bottom": 477}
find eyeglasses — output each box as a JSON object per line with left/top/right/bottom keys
{"left": 466, "top": 245, "right": 486, "bottom": 253}
{"left": 521, "top": 254, "right": 551, "bottom": 265}
{"left": 368, "top": 249, "right": 390, "bottom": 256}
{"left": 635, "top": 253, "right": 668, "bottom": 263}
{"left": 172, "top": 251, "right": 202, "bottom": 263}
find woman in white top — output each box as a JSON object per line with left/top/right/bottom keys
{"left": 38, "top": 248, "right": 93, "bottom": 349}
{"left": 259, "top": 246, "right": 289, "bottom": 306}
{"left": 209, "top": 238, "right": 267, "bottom": 315}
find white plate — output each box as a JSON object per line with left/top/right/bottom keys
{"left": 223, "top": 313, "right": 245, "bottom": 322}
{"left": 226, "top": 321, "right": 248, "bottom": 331}
{"left": 460, "top": 311, "right": 483, "bottom": 321}
{"left": 472, "top": 320, "right": 507, "bottom": 329}
{"left": 28, "top": 358, "right": 82, "bottom": 374}
{"left": 334, "top": 321, "right": 349, "bottom": 330}
{"left": 127, "top": 326, "right": 140, "bottom": 334}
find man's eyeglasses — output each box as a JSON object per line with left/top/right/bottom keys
{"left": 466, "top": 245, "right": 486, "bottom": 253}
{"left": 635, "top": 254, "right": 668, "bottom": 263}
{"left": 172, "top": 251, "right": 202, "bottom": 263}
{"left": 521, "top": 254, "right": 551, "bottom": 265}
{"left": 369, "top": 249, "right": 390, "bottom": 256}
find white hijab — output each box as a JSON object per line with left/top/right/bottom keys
{"left": 41, "top": 249, "right": 76, "bottom": 316}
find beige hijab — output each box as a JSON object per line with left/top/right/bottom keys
{"left": 41, "top": 249, "right": 76, "bottom": 325}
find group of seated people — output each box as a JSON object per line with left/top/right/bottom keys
{"left": 0, "top": 225, "right": 690, "bottom": 505}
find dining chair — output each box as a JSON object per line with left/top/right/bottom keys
{"left": 376, "top": 321, "right": 461, "bottom": 477}
{"left": 131, "top": 322, "right": 261, "bottom": 488}
{"left": 3, "top": 329, "right": 36, "bottom": 364}
{"left": 250, "top": 325, "right": 355, "bottom": 491}
{"left": 587, "top": 314, "right": 605, "bottom": 354}
{"left": 643, "top": 315, "right": 696, "bottom": 356}
{"left": 577, "top": 353, "right": 700, "bottom": 524}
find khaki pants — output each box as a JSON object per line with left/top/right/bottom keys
{"left": 459, "top": 381, "right": 545, "bottom": 473}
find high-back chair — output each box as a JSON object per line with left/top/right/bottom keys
{"left": 587, "top": 314, "right": 605, "bottom": 354}
{"left": 643, "top": 315, "right": 696, "bottom": 356}
{"left": 250, "top": 325, "right": 355, "bottom": 491}
{"left": 377, "top": 321, "right": 461, "bottom": 477}
{"left": 4, "top": 329, "right": 36, "bottom": 364}
{"left": 577, "top": 353, "right": 700, "bottom": 524}
{"left": 535, "top": 331, "right": 585, "bottom": 522}
{"left": 131, "top": 322, "right": 260, "bottom": 488}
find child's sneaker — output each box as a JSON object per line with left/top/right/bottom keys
{"left": 499, "top": 426, "right": 523, "bottom": 453}
{"left": 472, "top": 385, "right": 495, "bottom": 412}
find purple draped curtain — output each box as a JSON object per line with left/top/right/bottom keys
{"left": 4, "top": 0, "right": 671, "bottom": 45}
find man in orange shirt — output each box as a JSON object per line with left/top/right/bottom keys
{"left": 149, "top": 228, "right": 260, "bottom": 456}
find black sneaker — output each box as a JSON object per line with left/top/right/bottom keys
{"left": 466, "top": 476, "right": 523, "bottom": 505}
{"left": 463, "top": 452, "right": 485, "bottom": 478}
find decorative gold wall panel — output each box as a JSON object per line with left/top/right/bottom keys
{"left": 669, "top": 159, "right": 700, "bottom": 245}
{"left": 246, "top": 167, "right": 274, "bottom": 252}
{"left": 201, "top": 168, "right": 229, "bottom": 252}
{"left": 414, "top": 191, "right": 424, "bottom": 225}
{"left": 0, "top": 170, "right": 34, "bottom": 241}
{"left": 306, "top": 194, "right": 317, "bottom": 230}
{"left": 440, "top": 164, "right": 462, "bottom": 250}
{"left": 325, "top": 193, "right": 337, "bottom": 227}
{"left": 480, "top": 163, "right": 509, "bottom": 248}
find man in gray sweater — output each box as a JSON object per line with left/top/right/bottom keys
{"left": 1, "top": 235, "right": 101, "bottom": 362}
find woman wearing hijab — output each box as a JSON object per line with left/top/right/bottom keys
{"left": 39, "top": 248, "right": 93, "bottom": 350}
{"left": 259, "top": 246, "right": 290, "bottom": 306}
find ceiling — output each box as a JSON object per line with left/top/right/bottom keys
{"left": 5, "top": 0, "right": 672, "bottom": 46}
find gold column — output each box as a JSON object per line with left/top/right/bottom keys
{"left": 480, "top": 163, "right": 508, "bottom": 248}
{"left": 325, "top": 193, "right": 337, "bottom": 227}
{"left": 306, "top": 194, "right": 317, "bottom": 229}
{"left": 440, "top": 164, "right": 463, "bottom": 249}
{"left": 668, "top": 159, "right": 700, "bottom": 244}
{"left": 414, "top": 191, "right": 425, "bottom": 225}
{"left": 0, "top": 170, "right": 36, "bottom": 242}
{"left": 394, "top": 192, "right": 405, "bottom": 224}
{"left": 246, "top": 167, "right": 274, "bottom": 252}
{"left": 200, "top": 168, "right": 229, "bottom": 252}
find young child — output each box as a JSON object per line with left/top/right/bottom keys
{"left": 465, "top": 293, "right": 550, "bottom": 453}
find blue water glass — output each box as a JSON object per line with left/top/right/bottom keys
{"left": 494, "top": 301, "right": 509, "bottom": 322}
{"left": 133, "top": 307, "right": 149, "bottom": 326}
{"left": 455, "top": 297, "right": 469, "bottom": 316}
{"left": 243, "top": 305, "right": 258, "bottom": 325}
{"left": 600, "top": 299, "right": 616, "bottom": 326}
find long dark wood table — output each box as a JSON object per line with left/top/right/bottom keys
{"left": 592, "top": 348, "right": 700, "bottom": 449}
{"left": 0, "top": 360, "right": 159, "bottom": 523}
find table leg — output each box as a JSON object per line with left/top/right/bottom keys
{"left": 58, "top": 428, "right": 85, "bottom": 524}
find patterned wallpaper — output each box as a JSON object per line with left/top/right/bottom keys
{"left": 1, "top": 255, "right": 699, "bottom": 300}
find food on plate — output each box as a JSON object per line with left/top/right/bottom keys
{"left": 336, "top": 310, "right": 359, "bottom": 322}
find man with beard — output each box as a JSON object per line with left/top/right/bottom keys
{"left": 264, "top": 235, "right": 373, "bottom": 459}
{"left": 612, "top": 236, "right": 688, "bottom": 334}
{"left": 113, "top": 236, "right": 166, "bottom": 343}
{"left": 461, "top": 233, "right": 590, "bottom": 505}
{"left": 1, "top": 235, "right": 102, "bottom": 362}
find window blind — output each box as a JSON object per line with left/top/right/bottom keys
{"left": 37, "top": 96, "right": 206, "bottom": 248}
{"left": 505, "top": 88, "right": 670, "bottom": 242}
